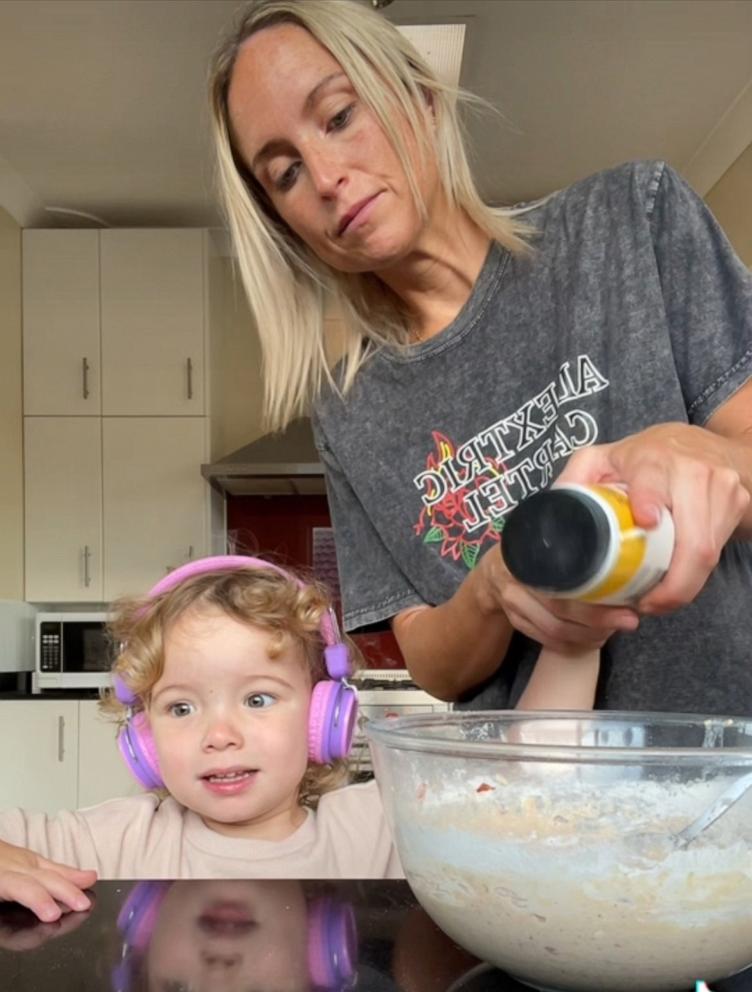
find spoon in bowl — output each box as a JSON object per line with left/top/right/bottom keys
{"left": 625, "top": 767, "right": 752, "bottom": 862}
{"left": 672, "top": 767, "right": 752, "bottom": 848}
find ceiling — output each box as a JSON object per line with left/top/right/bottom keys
{"left": 0, "top": 0, "right": 750, "bottom": 229}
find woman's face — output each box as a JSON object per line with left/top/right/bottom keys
{"left": 227, "top": 23, "right": 442, "bottom": 275}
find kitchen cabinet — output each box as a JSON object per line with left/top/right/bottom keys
{"left": 22, "top": 228, "right": 212, "bottom": 604}
{"left": 24, "top": 417, "right": 104, "bottom": 601}
{"left": 0, "top": 700, "right": 79, "bottom": 813}
{"left": 23, "top": 228, "right": 207, "bottom": 417}
{"left": 77, "top": 700, "right": 143, "bottom": 808}
{"left": 100, "top": 229, "right": 206, "bottom": 416}
{"left": 22, "top": 230, "right": 101, "bottom": 416}
{"left": 0, "top": 700, "right": 144, "bottom": 815}
{"left": 24, "top": 416, "right": 209, "bottom": 602}
{"left": 102, "top": 417, "right": 209, "bottom": 600}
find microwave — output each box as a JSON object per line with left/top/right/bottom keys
{"left": 34, "top": 612, "right": 114, "bottom": 692}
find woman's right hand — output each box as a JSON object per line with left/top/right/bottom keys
{"left": 0, "top": 840, "right": 97, "bottom": 922}
{"left": 483, "top": 544, "right": 640, "bottom": 653}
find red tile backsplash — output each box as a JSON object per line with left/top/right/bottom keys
{"left": 227, "top": 494, "right": 406, "bottom": 669}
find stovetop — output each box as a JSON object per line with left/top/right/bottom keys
{"left": 352, "top": 669, "right": 419, "bottom": 690}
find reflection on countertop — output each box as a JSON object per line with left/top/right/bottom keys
{"left": 0, "top": 880, "right": 475, "bottom": 992}
{"left": 0, "top": 671, "right": 101, "bottom": 699}
{"left": 1, "top": 880, "right": 751, "bottom": 992}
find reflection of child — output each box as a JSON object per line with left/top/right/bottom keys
{"left": 0, "top": 556, "right": 402, "bottom": 922}
{"left": 117, "top": 879, "right": 357, "bottom": 992}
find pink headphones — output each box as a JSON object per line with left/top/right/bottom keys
{"left": 112, "top": 880, "right": 357, "bottom": 992}
{"left": 113, "top": 555, "right": 358, "bottom": 789}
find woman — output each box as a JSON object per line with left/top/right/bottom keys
{"left": 208, "top": 0, "right": 752, "bottom": 715}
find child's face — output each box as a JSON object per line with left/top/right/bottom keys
{"left": 147, "top": 606, "right": 312, "bottom": 839}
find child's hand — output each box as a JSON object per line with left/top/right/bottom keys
{"left": 516, "top": 646, "right": 601, "bottom": 711}
{"left": 0, "top": 840, "right": 97, "bottom": 922}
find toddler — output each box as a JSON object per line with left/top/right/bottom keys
{"left": 0, "top": 555, "right": 401, "bottom": 921}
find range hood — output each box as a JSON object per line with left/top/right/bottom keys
{"left": 201, "top": 418, "right": 325, "bottom": 497}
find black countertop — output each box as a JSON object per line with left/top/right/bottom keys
{"left": 1, "top": 880, "right": 751, "bottom": 992}
{"left": 0, "top": 692, "right": 101, "bottom": 700}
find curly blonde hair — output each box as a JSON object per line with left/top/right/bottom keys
{"left": 100, "top": 564, "right": 359, "bottom": 808}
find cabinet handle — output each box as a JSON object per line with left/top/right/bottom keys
{"left": 186, "top": 357, "right": 193, "bottom": 400}
{"left": 164, "top": 546, "right": 193, "bottom": 574}
{"left": 83, "top": 544, "right": 91, "bottom": 587}
{"left": 82, "top": 357, "right": 90, "bottom": 399}
{"left": 58, "top": 716, "right": 65, "bottom": 762}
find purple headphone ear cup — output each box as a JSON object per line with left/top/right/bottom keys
{"left": 118, "top": 711, "right": 164, "bottom": 790}
{"left": 308, "top": 681, "right": 358, "bottom": 764}
{"left": 307, "top": 896, "right": 357, "bottom": 989}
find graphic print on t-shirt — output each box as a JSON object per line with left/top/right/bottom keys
{"left": 413, "top": 355, "right": 610, "bottom": 569}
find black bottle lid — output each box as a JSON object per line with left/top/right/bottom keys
{"left": 501, "top": 488, "right": 612, "bottom": 592}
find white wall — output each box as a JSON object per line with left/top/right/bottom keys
{"left": 706, "top": 142, "right": 752, "bottom": 268}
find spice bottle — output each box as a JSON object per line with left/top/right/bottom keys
{"left": 500, "top": 483, "right": 675, "bottom": 605}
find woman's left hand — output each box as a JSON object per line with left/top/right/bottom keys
{"left": 556, "top": 421, "right": 750, "bottom": 615}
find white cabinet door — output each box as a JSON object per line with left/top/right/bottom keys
{"left": 76, "top": 701, "right": 144, "bottom": 808}
{"left": 0, "top": 701, "right": 78, "bottom": 814}
{"left": 24, "top": 417, "right": 104, "bottom": 601}
{"left": 100, "top": 230, "right": 206, "bottom": 416}
{"left": 23, "top": 230, "right": 101, "bottom": 415}
{"left": 102, "top": 417, "right": 209, "bottom": 600}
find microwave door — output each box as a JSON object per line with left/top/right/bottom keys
{"left": 63, "top": 622, "right": 112, "bottom": 673}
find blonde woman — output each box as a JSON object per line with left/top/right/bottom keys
{"left": 208, "top": 1, "right": 752, "bottom": 716}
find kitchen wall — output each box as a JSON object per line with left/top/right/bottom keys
{"left": 207, "top": 245, "right": 347, "bottom": 460}
{"left": 208, "top": 242, "right": 265, "bottom": 461}
{"left": 706, "top": 141, "right": 752, "bottom": 268}
{"left": 0, "top": 206, "right": 23, "bottom": 598}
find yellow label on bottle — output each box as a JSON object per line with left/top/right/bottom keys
{"left": 578, "top": 486, "right": 647, "bottom": 603}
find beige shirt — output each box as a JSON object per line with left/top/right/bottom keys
{"left": 0, "top": 780, "right": 402, "bottom": 880}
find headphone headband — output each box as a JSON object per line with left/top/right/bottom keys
{"left": 145, "top": 555, "right": 342, "bottom": 648}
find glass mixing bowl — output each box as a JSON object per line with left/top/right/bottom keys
{"left": 365, "top": 711, "right": 752, "bottom": 992}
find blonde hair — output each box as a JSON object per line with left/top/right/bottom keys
{"left": 209, "top": 0, "right": 531, "bottom": 432}
{"left": 100, "top": 565, "right": 358, "bottom": 807}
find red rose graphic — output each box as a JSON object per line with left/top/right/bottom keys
{"left": 415, "top": 431, "right": 506, "bottom": 569}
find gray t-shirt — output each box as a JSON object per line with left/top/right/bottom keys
{"left": 313, "top": 161, "right": 752, "bottom": 716}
